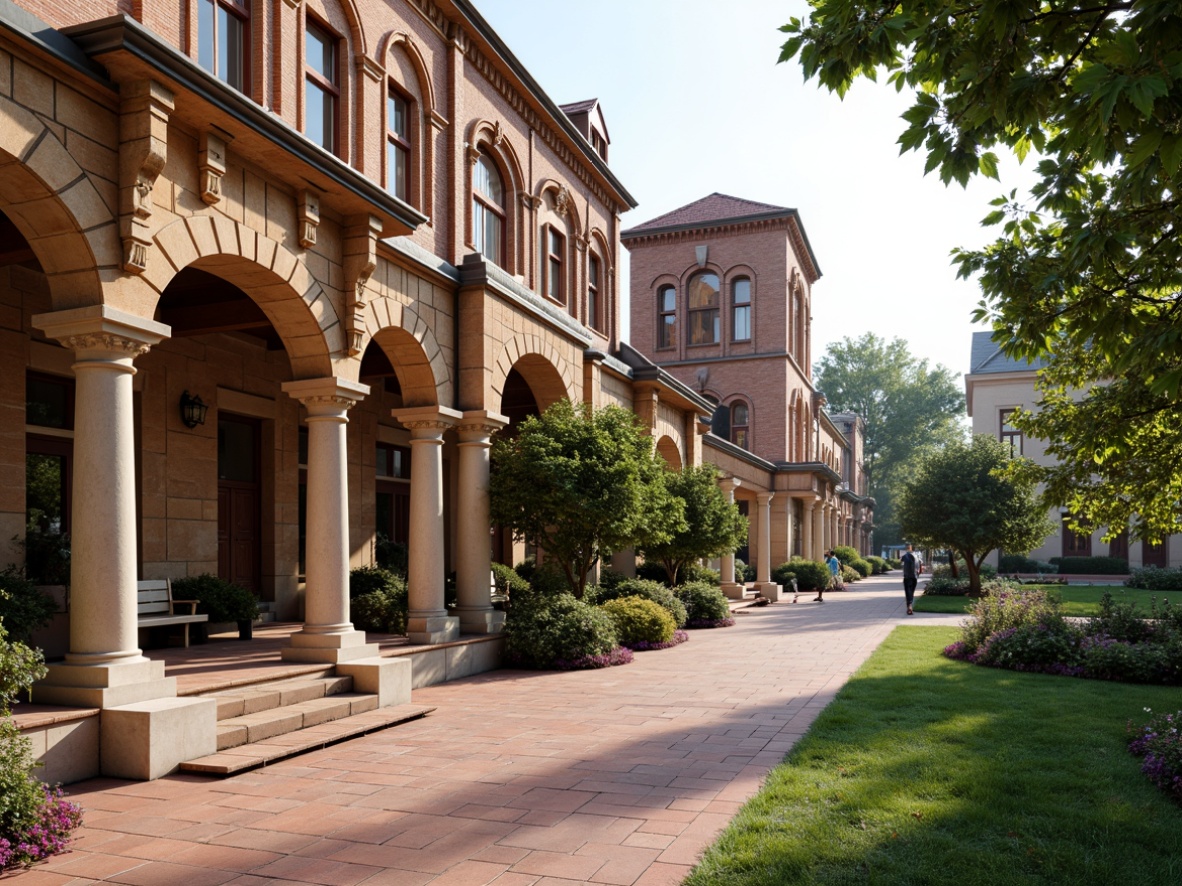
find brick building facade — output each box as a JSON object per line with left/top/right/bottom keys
{"left": 623, "top": 194, "right": 874, "bottom": 595}
{"left": 0, "top": 0, "right": 715, "bottom": 778}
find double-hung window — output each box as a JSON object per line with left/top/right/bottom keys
{"left": 199, "top": 0, "right": 250, "bottom": 92}
{"left": 657, "top": 285, "right": 676, "bottom": 349}
{"left": 305, "top": 21, "right": 339, "bottom": 153}
{"left": 731, "top": 402, "right": 749, "bottom": 450}
{"left": 473, "top": 153, "right": 505, "bottom": 265}
{"left": 543, "top": 226, "right": 565, "bottom": 303}
{"left": 687, "top": 273, "right": 720, "bottom": 345}
{"left": 588, "top": 253, "right": 602, "bottom": 330}
{"left": 732, "top": 277, "right": 751, "bottom": 341}
{"left": 1000, "top": 409, "right": 1023, "bottom": 456}
{"left": 387, "top": 89, "right": 410, "bottom": 200}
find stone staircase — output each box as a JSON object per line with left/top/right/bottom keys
{"left": 178, "top": 669, "right": 434, "bottom": 776}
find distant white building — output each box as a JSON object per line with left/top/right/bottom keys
{"left": 965, "top": 331, "right": 1177, "bottom": 569}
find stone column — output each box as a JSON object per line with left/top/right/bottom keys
{"left": 719, "top": 476, "right": 744, "bottom": 600}
{"left": 393, "top": 406, "right": 462, "bottom": 644}
{"left": 784, "top": 497, "right": 796, "bottom": 564}
{"left": 282, "top": 378, "right": 377, "bottom": 664}
{"left": 454, "top": 410, "right": 508, "bottom": 634}
{"left": 31, "top": 307, "right": 175, "bottom": 705}
{"left": 32, "top": 307, "right": 216, "bottom": 778}
{"left": 755, "top": 491, "right": 781, "bottom": 601}
{"left": 813, "top": 501, "right": 826, "bottom": 560}
{"left": 801, "top": 499, "right": 815, "bottom": 562}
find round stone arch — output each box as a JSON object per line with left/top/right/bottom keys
{"left": 361, "top": 298, "right": 451, "bottom": 407}
{"left": 0, "top": 94, "right": 112, "bottom": 306}
{"left": 655, "top": 434, "right": 683, "bottom": 469}
{"left": 151, "top": 215, "right": 338, "bottom": 378}
{"left": 491, "top": 334, "right": 575, "bottom": 413}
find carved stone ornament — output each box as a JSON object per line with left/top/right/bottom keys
{"left": 492, "top": 121, "right": 505, "bottom": 147}
{"left": 300, "top": 394, "right": 361, "bottom": 413}
{"left": 298, "top": 190, "right": 321, "bottom": 249}
{"left": 552, "top": 186, "right": 572, "bottom": 216}
{"left": 521, "top": 193, "right": 542, "bottom": 210}
{"left": 404, "top": 418, "right": 457, "bottom": 434}
{"left": 343, "top": 215, "right": 381, "bottom": 356}
{"left": 465, "top": 144, "right": 481, "bottom": 166}
{"left": 61, "top": 333, "right": 153, "bottom": 359}
{"left": 119, "top": 80, "right": 175, "bottom": 274}
{"left": 198, "top": 132, "right": 227, "bottom": 205}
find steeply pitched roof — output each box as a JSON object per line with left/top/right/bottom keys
{"left": 968, "top": 331, "right": 1049, "bottom": 374}
{"left": 622, "top": 193, "right": 794, "bottom": 234}
{"left": 559, "top": 98, "right": 598, "bottom": 115}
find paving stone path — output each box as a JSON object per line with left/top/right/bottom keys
{"left": 30, "top": 575, "right": 963, "bottom": 886}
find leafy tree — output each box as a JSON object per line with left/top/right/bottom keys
{"left": 896, "top": 435, "right": 1053, "bottom": 594}
{"left": 637, "top": 464, "right": 748, "bottom": 586}
{"left": 814, "top": 333, "right": 965, "bottom": 544}
{"left": 781, "top": 2, "right": 1182, "bottom": 541}
{"left": 489, "top": 399, "right": 683, "bottom": 599}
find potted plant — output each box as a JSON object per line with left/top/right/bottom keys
{"left": 171, "top": 574, "right": 260, "bottom": 640}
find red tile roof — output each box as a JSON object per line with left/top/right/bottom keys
{"left": 622, "top": 192, "right": 795, "bottom": 234}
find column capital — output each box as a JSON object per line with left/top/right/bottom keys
{"left": 719, "top": 476, "right": 741, "bottom": 494}
{"left": 393, "top": 405, "right": 463, "bottom": 434}
{"left": 456, "top": 409, "right": 509, "bottom": 440}
{"left": 34, "top": 305, "right": 170, "bottom": 358}
{"left": 756, "top": 491, "right": 775, "bottom": 505}
{"left": 282, "top": 377, "right": 370, "bottom": 416}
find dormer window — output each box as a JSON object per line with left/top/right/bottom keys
{"left": 591, "top": 130, "right": 607, "bottom": 160}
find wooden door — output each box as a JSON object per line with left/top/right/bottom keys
{"left": 218, "top": 415, "right": 260, "bottom": 593}
{"left": 1143, "top": 539, "right": 1168, "bottom": 569}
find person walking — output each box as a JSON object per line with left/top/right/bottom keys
{"left": 820, "top": 549, "right": 841, "bottom": 602}
{"left": 901, "top": 543, "right": 921, "bottom": 615}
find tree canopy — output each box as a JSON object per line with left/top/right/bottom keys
{"left": 637, "top": 463, "right": 748, "bottom": 586}
{"left": 814, "top": 332, "right": 964, "bottom": 545}
{"left": 897, "top": 435, "right": 1053, "bottom": 594}
{"left": 489, "top": 399, "right": 683, "bottom": 598}
{"left": 782, "top": 1, "right": 1182, "bottom": 541}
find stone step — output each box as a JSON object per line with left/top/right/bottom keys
{"left": 215, "top": 691, "right": 377, "bottom": 750}
{"left": 202, "top": 673, "right": 348, "bottom": 721}
{"left": 179, "top": 703, "right": 435, "bottom": 776}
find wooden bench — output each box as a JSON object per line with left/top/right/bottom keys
{"left": 137, "top": 580, "right": 207, "bottom": 648}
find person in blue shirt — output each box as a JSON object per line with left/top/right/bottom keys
{"left": 820, "top": 550, "right": 841, "bottom": 602}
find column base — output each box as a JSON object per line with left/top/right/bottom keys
{"left": 281, "top": 628, "right": 379, "bottom": 664}
{"left": 721, "top": 582, "right": 747, "bottom": 600}
{"left": 456, "top": 608, "right": 506, "bottom": 635}
{"left": 756, "top": 582, "right": 782, "bottom": 602}
{"left": 101, "top": 696, "right": 217, "bottom": 780}
{"left": 34, "top": 658, "right": 176, "bottom": 708}
{"left": 407, "top": 615, "right": 460, "bottom": 645}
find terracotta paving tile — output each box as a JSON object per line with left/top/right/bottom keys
{"left": 577, "top": 842, "right": 662, "bottom": 885}
{"left": 167, "top": 842, "right": 282, "bottom": 871}
{"left": 101, "top": 860, "right": 238, "bottom": 886}
{"left": 469, "top": 844, "right": 531, "bottom": 865}
{"left": 419, "top": 859, "right": 512, "bottom": 885}
{"left": 38, "top": 850, "right": 147, "bottom": 879}
{"left": 508, "top": 850, "right": 604, "bottom": 880}
{"left": 248, "top": 855, "right": 380, "bottom": 885}
{"left": 207, "top": 827, "right": 323, "bottom": 855}
{"left": 451, "top": 803, "right": 529, "bottom": 823}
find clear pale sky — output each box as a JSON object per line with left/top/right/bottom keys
{"left": 474, "top": 0, "right": 1035, "bottom": 383}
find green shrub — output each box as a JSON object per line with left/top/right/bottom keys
{"left": 887, "top": 557, "right": 903, "bottom": 569}
{"left": 998, "top": 553, "right": 1054, "bottom": 573}
{"left": 675, "top": 581, "right": 732, "bottom": 625}
{"left": 778, "top": 558, "right": 829, "bottom": 591}
{"left": 505, "top": 592, "right": 622, "bottom": 668}
{"left": 850, "top": 558, "right": 872, "bottom": 578}
{"left": 1080, "top": 636, "right": 1179, "bottom": 684}
{"left": 681, "top": 562, "right": 720, "bottom": 586}
{"left": 771, "top": 563, "right": 797, "bottom": 588}
{"left": 635, "top": 560, "right": 671, "bottom": 585}
{"left": 734, "top": 559, "right": 756, "bottom": 583}
{"left": 865, "top": 555, "right": 888, "bottom": 575}
{"left": 833, "top": 545, "right": 859, "bottom": 565}
{"left": 0, "top": 567, "right": 57, "bottom": 644}
{"left": 492, "top": 562, "right": 530, "bottom": 604}
{"left": 924, "top": 575, "right": 971, "bottom": 595}
{"left": 974, "top": 621, "right": 1084, "bottom": 670}
{"left": 599, "top": 596, "right": 676, "bottom": 648}
{"left": 374, "top": 536, "right": 408, "bottom": 576}
{"left": 839, "top": 564, "right": 859, "bottom": 584}
{"left": 958, "top": 588, "right": 1065, "bottom": 655}
{"left": 1050, "top": 555, "right": 1129, "bottom": 575}
{"left": 1086, "top": 592, "right": 1156, "bottom": 643}
{"left": 1127, "top": 566, "right": 1182, "bottom": 591}
{"left": 172, "top": 574, "right": 259, "bottom": 623}
{"left": 348, "top": 566, "right": 408, "bottom": 634}
{"left": 0, "top": 619, "right": 82, "bottom": 871}
{"left": 587, "top": 578, "right": 687, "bottom": 628}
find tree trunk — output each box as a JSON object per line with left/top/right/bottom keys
{"left": 965, "top": 552, "right": 982, "bottom": 595}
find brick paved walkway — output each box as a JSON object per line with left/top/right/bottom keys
{"left": 27, "top": 575, "right": 962, "bottom": 886}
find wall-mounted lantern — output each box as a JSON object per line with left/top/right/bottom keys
{"left": 180, "top": 390, "right": 209, "bottom": 429}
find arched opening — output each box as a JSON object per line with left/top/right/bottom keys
{"left": 656, "top": 435, "right": 682, "bottom": 469}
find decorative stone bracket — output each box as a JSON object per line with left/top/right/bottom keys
{"left": 198, "top": 132, "right": 228, "bottom": 205}
{"left": 343, "top": 214, "right": 381, "bottom": 356}
{"left": 119, "top": 80, "right": 174, "bottom": 273}
{"left": 298, "top": 190, "right": 321, "bottom": 249}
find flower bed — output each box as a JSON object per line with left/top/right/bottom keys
{"left": 1129, "top": 709, "right": 1182, "bottom": 803}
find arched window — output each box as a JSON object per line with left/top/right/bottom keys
{"left": 305, "top": 18, "right": 340, "bottom": 153}
{"left": 542, "top": 224, "right": 566, "bottom": 303}
{"left": 387, "top": 87, "right": 411, "bottom": 200}
{"left": 657, "top": 284, "right": 677, "bottom": 349}
{"left": 708, "top": 398, "right": 728, "bottom": 438}
{"left": 731, "top": 402, "right": 749, "bottom": 450}
{"left": 687, "top": 273, "right": 720, "bottom": 345}
{"left": 199, "top": 0, "right": 250, "bottom": 92}
{"left": 732, "top": 277, "right": 751, "bottom": 341}
{"left": 473, "top": 152, "right": 504, "bottom": 265}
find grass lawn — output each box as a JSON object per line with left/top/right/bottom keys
{"left": 912, "top": 584, "right": 1178, "bottom": 616}
{"left": 685, "top": 626, "right": 1182, "bottom": 886}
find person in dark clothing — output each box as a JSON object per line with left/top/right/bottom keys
{"left": 900, "top": 544, "right": 921, "bottom": 615}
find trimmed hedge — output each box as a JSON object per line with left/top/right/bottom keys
{"left": 348, "top": 566, "right": 408, "bottom": 634}
{"left": 599, "top": 596, "right": 676, "bottom": 648}
{"left": 587, "top": 579, "right": 687, "bottom": 628}
{"left": 505, "top": 592, "right": 624, "bottom": 669}
{"left": 1127, "top": 566, "right": 1182, "bottom": 591}
{"left": 1049, "top": 555, "right": 1128, "bottom": 575}
{"left": 674, "top": 581, "right": 733, "bottom": 626}
{"left": 775, "top": 558, "right": 829, "bottom": 591}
